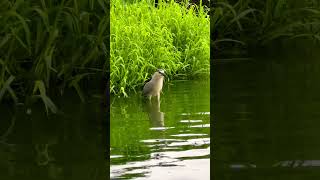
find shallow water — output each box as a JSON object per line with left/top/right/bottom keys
{"left": 213, "top": 54, "right": 320, "bottom": 179}
{"left": 110, "top": 80, "right": 210, "bottom": 179}
{"left": 4, "top": 53, "right": 320, "bottom": 179}
{"left": 0, "top": 92, "right": 106, "bottom": 180}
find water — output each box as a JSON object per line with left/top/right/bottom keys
{"left": 4, "top": 53, "right": 320, "bottom": 179}
{"left": 213, "top": 54, "right": 320, "bottom": 179}
{"left": 110, "top": 80, "right": 210, "bottom": 179}
{"left": 0, "top": 91, "right": 107, "bottom": 179}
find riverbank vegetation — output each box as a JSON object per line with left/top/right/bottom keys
{"left": 213, "top": 0, "right": 320, "bottom": 57}
{"left": 111, "top": 0, "right": 210, "bottom": 96}
{"left": 0, "top": 0, "right": 109, "bottom": 113}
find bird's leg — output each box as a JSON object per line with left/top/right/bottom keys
{"left": 157, "top": 93, "right": 160, "bottom": 103}
{"left": 148, "top": 95, "right": 151, "bottom": 102}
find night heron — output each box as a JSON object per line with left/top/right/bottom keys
{"left": 143, "top": 69, "right": 166, "bottom": 101}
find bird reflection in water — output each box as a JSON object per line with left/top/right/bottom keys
{"left": 144, "top": 99, "right": 164, "bottom": 127}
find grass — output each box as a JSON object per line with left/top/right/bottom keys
{"left": 0, "top": 0, "right": 109, "bottom": 113}
{"left": 213, "top": 0, "right": 320, "bottom": 56}
{"left": 110, "top": 0, "right": 210, "bottom": 97}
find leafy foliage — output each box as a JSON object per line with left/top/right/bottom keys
{"left": 111, "top": 0, "right": 210, "bottom": 96}
{"left": 213, "top": 0, "right": 320, "bottom": 54}
{"left": 0, "top": 0, "right": 109, "bottom": 113}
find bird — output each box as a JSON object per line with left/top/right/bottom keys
{"left": 142, "top": 69, "right": 166, "bottom": 101}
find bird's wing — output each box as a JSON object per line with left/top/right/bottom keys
{"left": 144, "top": 78, "right": 151, "bottom": 83}
{"left": 142, "top": 81, "right": 153, "bottom": 96}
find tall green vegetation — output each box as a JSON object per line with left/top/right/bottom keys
{"left": 111, "top": 0, "right": 210, "bottom": 96}
{"left": 0, "top": 0, "right": 109, "bottom": 113}
{"left": 213, "top": 0, "right": 320, "bottom": 55}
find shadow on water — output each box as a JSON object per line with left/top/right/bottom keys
{"left": 213, "top": 52, "right": 320, "bottom": 179}
{"left": 0, "top": 91, "right": 107, "bottom": 180}
{"left": 110, "top": 80, "right": 210, "bottom": 179}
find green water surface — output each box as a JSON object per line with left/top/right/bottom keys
{"left": 213, "top": 53, "right": 320, "bottom": 179}
{"left": 0, "top": 92, "right": 106, "bottom": 180}
{"left": 110, "top": 80, "right": 210, "bottom": 179}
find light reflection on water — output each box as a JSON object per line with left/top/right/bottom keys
{"left": 110, "top": 80, "right": 210, "bottom": 179}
